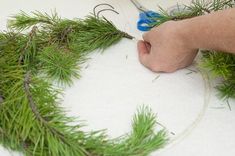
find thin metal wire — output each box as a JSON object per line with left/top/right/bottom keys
{"left": 93, "top": 3, "right": 115, "bottom": 17}
{"left": 96, "top": 9, "right": 119, "bottom": 18}
{"left": 152, "top": 66, "right": 211, "bottom": 154}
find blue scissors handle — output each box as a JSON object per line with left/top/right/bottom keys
{"left": 137, "top": 11, "right": 162, "bottom": 31}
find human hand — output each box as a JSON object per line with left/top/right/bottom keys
{"left": 137, "top": 21, "right": 198, "bottom": 73}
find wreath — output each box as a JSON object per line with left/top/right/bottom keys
{"left": 0, "top": 0, "right": 234, "bottom": 156}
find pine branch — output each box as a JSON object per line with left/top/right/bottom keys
{"left": 24, "top": 71, "right": 46, "bottom": 124}
{"left": 22, "top": 72, "right": 93, "bottom": 155}
{"left": 49, "top": 20, "right": 81, "bottom": 45}
{"left": 152, "top": 0, "right": 234, "bottom": 26}
{"left": 69, "top": 15, "right": 134, "bottom": 53}
{"left": 94, "top": 106, "right": 168, "bottom": 156}
{"left": 23, "top": 71, "right": 74, "bottom": 145}
{"left": 39, "top": 45, "right": 81, "bottom": 85}
{"left": 126, "top": 106, "right": 168, "bottom": 155}
{"left": 217, "top": 82, "right": 235, "bottom": 99}
{"left": 200, "top": 50, "right": 235, "bottom": 99}
{"left": 8, "top": 11, "right": 134, "bottom": 85}
{"left": 8, "top": 11, "right": 60, "bottom": 30}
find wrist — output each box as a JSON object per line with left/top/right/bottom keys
{"left": 176, "top": 12, "right": 227, "bottom": 51}
{"left": 173, "top": 19, "right": 199, "bottom": 51}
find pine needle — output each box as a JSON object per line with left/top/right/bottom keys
{"left": 69, "top": 15, "right": 133, "bottom": 54}
{"left": 39, "top": 45, "right": 81, "bottom": 85}
{"left": 8, "top": 10, "right": 60, "bottom": 30}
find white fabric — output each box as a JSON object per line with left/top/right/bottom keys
{"left": 1, "top": 1, "right": 235, "bottom": 156}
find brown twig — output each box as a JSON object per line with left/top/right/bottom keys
{"left": 122, "top": 32, "right": 134, "bottom": 40}
{"left": 18, "top": 26, "right": 38, "bottom": 65}
{"left": 23, "top": 71, "right": 90, "bottom": 155}
{"left": 60, "top": 26, "right": 73, "bottom": 44}
{"left": 23, "top": 71, "right": 67, "bottom": 142}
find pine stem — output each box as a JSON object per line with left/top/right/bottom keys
{"left": 60, "top": 26, "right": 73, "bottom": 43}
{"left": 171, "top": 15, "right": 194, "bottom": 20}
{"left": 18, "top": 26, "right": 37, "bottom": 65}
{"left": 23, "top": 71, "right": 68, "bottom": 143}
{"left": 122, "top": 32, "right": 134, "bottom": 40}
{"left": 23, "top": 71, "right": 90, "bottom": 156}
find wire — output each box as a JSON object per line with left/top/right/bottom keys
{"left": 93, "top": 3, "right": 116, "bottom": 17}
{"left": 150, "top": 65, "right": 211, "bottom": 154}
{"left": 96, "top": 9, "right": 119, "bottom": 18}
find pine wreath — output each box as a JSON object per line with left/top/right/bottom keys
{"left": 0, "top": 6, "right": 168, "bottom": 156}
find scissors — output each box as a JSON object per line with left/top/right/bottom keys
{"left": 131, "top": 0, "right": 162, "bottom": 31}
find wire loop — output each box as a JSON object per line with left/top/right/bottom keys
{"left": 93, "top": 3, "right": 119, "bottom": 18}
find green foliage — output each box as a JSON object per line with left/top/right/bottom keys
{"left": 47, "top": 19, "right": 83, "bottom": 45}
{"left": 8, "top": 11, "right": 60, "bottom": 30}
{"left": 39, "top": 45, "right": 81, "bottom": 85}
{"left": 69, "top": 15, "right": 133, "bottom": 53}
{"left": 83, "top": 106, "right": 168, "bottom": 156}
{"left": 124, "top": 106, "right": 168, "bottom": 156}
{"left": 201, "top": 51, "right": 235, "bottom": 79}
{"left": 152, "top": 0, "right": 234, "bottom": 26}
{"left": 200, "top": 50, "right": 235, "bottom": 99}
{"left": 0, "top": 10, "right": 167, "bottom": 156}
{"left": 1, "top": 73, "right": 88, "bottom": 155}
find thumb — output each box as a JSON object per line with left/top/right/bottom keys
{"left": 142, "top": 31, "right": 153, "bottom": 43}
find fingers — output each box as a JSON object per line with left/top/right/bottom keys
{"left": 137, "top": 40, "right": 162, "bottom": 72}
{"left": 142, "top": 27, "right": 157, "bottom": 43}
{"left": 138, "top": 29, "right": 162, "bottom": 72}
{"left": 137, "top": 40, "right": 152, "bottom": 69}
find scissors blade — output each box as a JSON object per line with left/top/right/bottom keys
{"left": 130, "top": 0, "right": 148, "bottom": 12}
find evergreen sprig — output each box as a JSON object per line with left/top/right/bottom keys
{"left": 152, "top": 0, "right": 234, "bottom": 26}
{"left": 0, "top": 10, "right": 167, "bottom": 156}
{"left": 39, "top": 45, "right": 81, "bottom": 85}
{"left": 8, "top": 11, "right": 59, "bottom": 30}
{"left": 200, "top": 50, "right": 235, "bottom": 99}
{"left": 69, "top": 15, "right": 134, "bottom": 53}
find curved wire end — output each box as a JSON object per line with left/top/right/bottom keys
{"left": 93, "top": 3, "right": 115, "bottom": 17}
{"left": 96, "top": 9, "right": 119, "bottom": 18}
